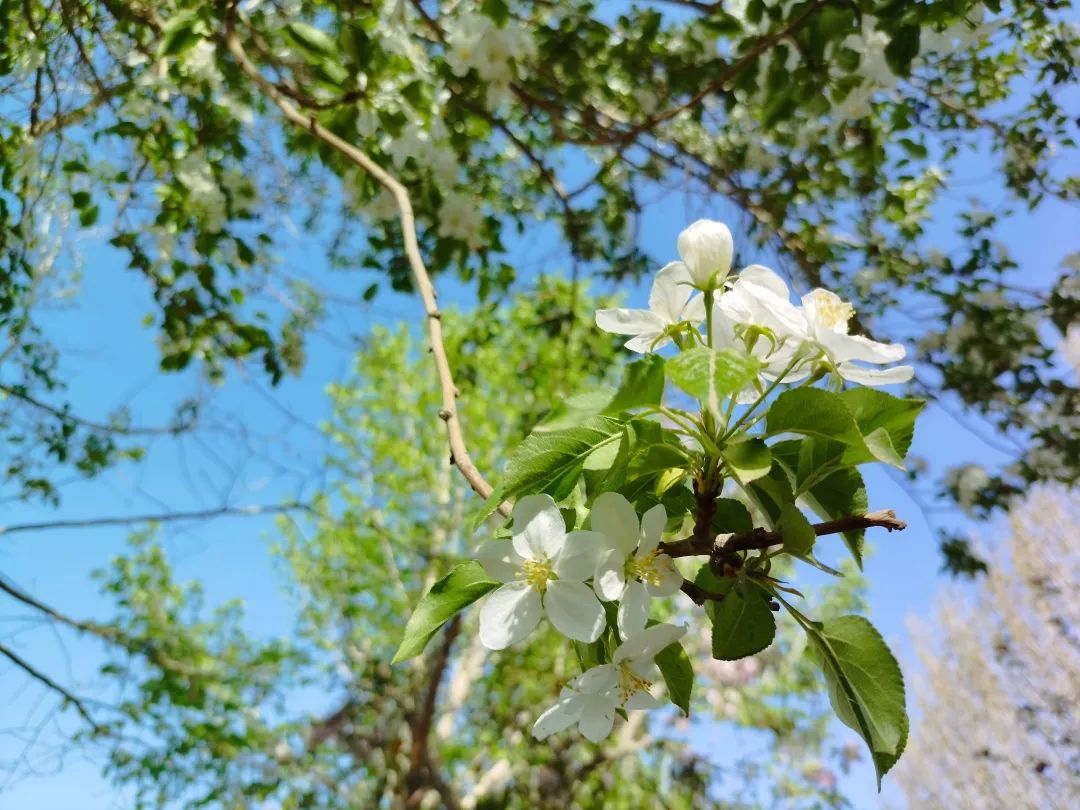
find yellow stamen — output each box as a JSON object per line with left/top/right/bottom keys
{"left": 809, "top": 289, "right": 855, "bottom": 330}
{"left": 519, "top": 558, "right": 553, "bottom": 593}
{"left": 626, "top": 550, "right": 667, "bottom": 588}
{"left": 617, "top": 661, "right": 653, "bottom": 705}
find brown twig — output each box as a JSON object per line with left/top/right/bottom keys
{"left": 0, "top": 502, "right": 314, "bottom": 536}
{"left": 661, "top": 509, "right": 907, "bottom": 559}
{"left": 223, "top": 11, "right": 510, "bottom": 518}
{"left": 0, "top": 643, "right": 105, "bottom": 733}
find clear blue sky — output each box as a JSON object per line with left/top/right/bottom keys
{"left": 0, "top": 118, "right": 1073, "bottom": 810}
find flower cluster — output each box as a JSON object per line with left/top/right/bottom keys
{"left": 596, "top": 218, "right": 914, "bottom": 389}
{"left": 475, "top": 493, "right": 685, "bottom": 740}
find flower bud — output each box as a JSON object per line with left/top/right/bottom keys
{"left": 677, "top": 219, "right": 734, "bottom": 290}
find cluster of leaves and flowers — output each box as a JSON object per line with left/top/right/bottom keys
{"left": 395, "top": 220, "right": 924, "bottom": 787}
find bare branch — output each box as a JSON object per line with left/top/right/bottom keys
{"left": 0, "top": 501, "right": 314, "bottom": 536}
{"left": 661, "top": 509, "right": 907, "bottom": 559}
{"left": 0, "top": 383, "right": 192, "bottom": 436}
{"left": 223, "top": 11, "right": 510, "bottom": 517}
{"left": 0, "top": 643, "right": 105, "bottom": 733}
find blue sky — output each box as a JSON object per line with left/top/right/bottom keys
{"left": 1, "top": 114, "right": 1075, "bottom": 810}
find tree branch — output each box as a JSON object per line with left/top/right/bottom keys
{"left": 223, "top": 10, "right": 510, "bottom": 517}
{"left": 661, "top": 509, "right": 907, "bottom": 559}
{"left": 0, "top": 501, "right": 314, "bottom": 536}
{"left": 0, "top": 643, "right": 105, "bottom": 733}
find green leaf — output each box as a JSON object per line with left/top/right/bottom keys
{"left": 721, "top": 438, "right": 771, "bottom": 484}
{"left": 771, "top": 440, "right": 868, "bottom": 565}
{"left": 804, "top": 615, "right": 908, "bottom": 787}
{"left": 710, "top": 587, "right": 776, "bottom": 661}
{"left": 158, "top": 11, "right": 203, "bottom": 58}
{"left": 884, "top": 24, "right": 921, "bottom": 77}
{"left": 766, "top": 388, "right": 869, "bottom": 455}
{"left": 655, "top": 641, "right": 694, "bottom": 716}
{"left": 711, "top": 497, "right": 755, "bottom": 534}
{"left": 483, "top": 416, "right": 624, "bottom": 515}
{"left": 540, "top": 356, "right": 664, "bottom": 429}
{"left": 744, "top": 464, "right": 795, "bottom": 529}
{"left": 392, "top": 562, "right": 498, "bottom": 663}
{"left": 284, "top": 22, "right": 337, "bottom": 59}
{"left": 779, "top": 501, "right": 815, "bottom": 556}
{"left": 667, "top": 347, "right": 761, "bottom": 415}
{"left": 838, "top": 388, "right": 924, "bottom": 463}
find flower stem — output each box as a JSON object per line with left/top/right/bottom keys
{"left": 704, "top": 289, "right": 715, "bottom": 347}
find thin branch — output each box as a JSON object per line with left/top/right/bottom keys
{"left": 223, "top": 11, "right": 510, "bottom": 517}
{"left": 0, "top": 383, "right": 191, "bottom": 436}
{"left": 0, "top": 643, "right": 105, "bottom": 733}
{"left": 661, "top": 509, "right": 907, "bottom": 559}
{"left": 0, "top": 501, "right": 314, "bottom": 536}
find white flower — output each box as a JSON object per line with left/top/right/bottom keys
{"left": 590, "top": 493, "right": 682, "bottom": 638}
{"left": 475, "top": 495, "right": 606, "bottom": 649}
{"left": 437, "top": 190, "right": 485, "bottom": 248}
{"left": 800, "top": 288, "right": 914, "bottom": 386}
{"left": 595, "top": 261, "right": 705, "bottom": 352}
{"left": 677, "top": 219, "right": 735, "bottom": 290}
{"left": 532, "top": 623, "right": 687, "bottom": 743}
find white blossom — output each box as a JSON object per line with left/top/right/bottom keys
{"left": 590, "top": 493, "right": 682, "bottom": 638}
{"left": 799, "top": 288, "right": 914, "bottom": 386}
{"left": 595, "top": 261, "right": 705, "bottom": 352}
{"left": 437, "top": 190, "right": 485, "bottom": 248}
{"left": 677, "top": 219, "right": 735, "bottom": 290}
{"left": 475, "top": 495, "right": 606, "bottom": 649}
{"left": 532, "top": 623, "right": 687, "bottom": 742}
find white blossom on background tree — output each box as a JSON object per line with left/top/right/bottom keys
{"left": 895, "top": 485, "right": 1080, "bottom": 809}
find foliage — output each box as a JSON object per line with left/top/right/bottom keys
{"left": 89, "top": 283, "right": 873, "bottom": 808}
{"left": 0, "top": 0, "right": 1074, "bottom": 537}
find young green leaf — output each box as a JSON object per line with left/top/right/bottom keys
{"left": 667, "top": 347, "right": 761, "bottom": 415}
{"left": 482, "top": 416, "right": 625, "bottom": 516}
{"left": 721, "top": 438, "right": 772, "bottom": 484}
{"left": 804, "top": 615, "right": 908, "bottom": 787}
{"left": 392, "top": 562, "right": 498, "bottom": 664}
{"left": 655, "top": 640, "right": 694, "bottom": 716}
{"left": 779, "top": 501, "right": 815, "bottom": 556}
{"left": 709, "top": 588, "right": 776, "bottom": 661}
{"left": 284, "top": 22, "right": 338, "bottom": 59}
{"left": 539, "top": 356, "right": 664, "bottom": 429}
{"left": 838, "top": 388, "right": 924, "bottom": 463}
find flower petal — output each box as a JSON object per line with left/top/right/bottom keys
{"left": 590, "top": 492, "right": 640, "bottom": 555}
{"left": 838, "top": 363, "right": 915, "bottom": 386}
{"left": 624, "top": 333, "right": 668, "bottom": 353}
{"left": 475, "top": 539, "right": 525, "bottom": 583}
{"left": 511, "top": 494, "right": 565, "bottom": 561}
{"left": 532, "top": 694, "right": 586, "bottom": 739}
{"left": 595, "top": 307, "right": 665, "bottom": 336}
{"left": 618, "top": 580, "right": 650, "bottom": 640}
{"left": 624, "top": 690, "right": 664, "bottom": 710}
{"left": 824, "top": 332, "right": 907, "bottom": 365}
{"left": 646, "top": 555, "right": 684, "bottom": 597}
{"left": 648, "top": 261, "right": 695, "bottom": 324}
{"left": 594, "top": 548, "right": 628, "bottom": 601}
{"left": 738, "top": 264, "right": 791, "bottom": 299}
{"left": 578, "top": 698, "right": 617, "bottom": 743}
{"left": 637, "top": 504, "right": 667, "bottom": 557}
{"left": 479, "top": 581, "right": 542, "bottom": 650}
{"left": 677, "top": 219, "right": 733, "bottom": 289}
{"left": 681, "top": 293, "right": 707, "bottom": 324}
{"left": 554, "top": 530, "right": 605, "bottom": 580}
{"left": 544, "top": 580, "right": 606, "bottom": 642}
{"left": 614, "top": 622, "right": 687, "bottom": 662}
{"left": 574, "top": 664, "right": 619, "bottom": 694}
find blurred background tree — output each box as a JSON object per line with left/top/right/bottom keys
{"left": 895, "top": 485, "right": 1080, "bottom": 809}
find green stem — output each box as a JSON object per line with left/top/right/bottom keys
{"left": 704, "top": 290, "right": 715, "bottom": 348}
{"left": 721, "top": 350, "right": 806, "bottom": 441}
